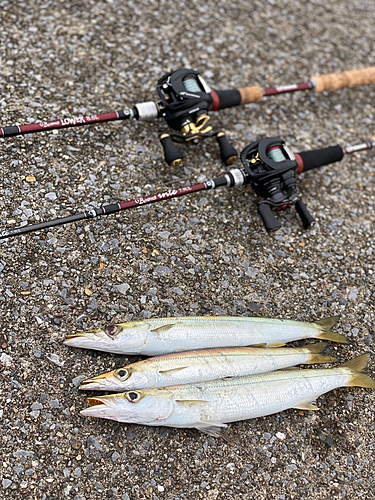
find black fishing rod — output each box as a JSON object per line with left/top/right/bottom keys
{"left": 1, "top": 67, "right": 375, "bottom": 167}
{"left": 1, "top": 135, "right": 374, "bottom": 240}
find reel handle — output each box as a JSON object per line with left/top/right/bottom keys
{"left": 216, "top": 132, "right": 238, "bottom": 165}
{"left": 295, "top": 200, "right": 315, "bottom": 229}
{"left": 258, "top": 203, "right": 282, "bottom": 233}
{"left": 159, "top": 134, "right": 183, "bottom": 167}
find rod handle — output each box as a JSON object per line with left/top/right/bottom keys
{"left": 238, "top": 86, "right": 263, "bottom": 104}
{"left": 258, "top": 204, "right": 281, "bottom": 233}
{"left": 159, "top": 134, "right": 183, "bottom": 167}
{"left": 295, "top": 200, "right": 315, "bottom": 229}
{"left": 216, "top": 132, "right": 238, "bottom": 165}
{"left": 312, "top": 66, "right": 375, "bottom": 93}
{"left": 295, "top": 145, "right": 344, "bottom": 173}
{"left": 211, "top": 87, "right": 263, "bottom": 109}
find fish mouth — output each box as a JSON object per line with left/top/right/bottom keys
{"left": 79, "top": 378, "right": 99, "bottom": 390}
{"left": 64, "top": 330, "right": 104, "bottom": 345}
{"left": 79, "top": 376, "right": 112, "bottom": 391}
{"left": 80, "top": 396, "right": 109, "bottom": 417}
{"left": 64, "top": 333, "right": 85, "bottom": 341}
{"left": 86, "top": 397, "right": 107, "bottom": 408}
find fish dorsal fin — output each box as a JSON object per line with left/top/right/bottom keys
{"left": 151, "top": 323, "right": 176, "bottom": 334}
{"left": 251, "top": 343, "right": 267, "bottom": 348}
{"left": 268, "top": 342, "right": 286, "bottom": 347}
{"left": 293, "top": 402, "right": 319, "bottom": 411}
{"left": 159, "top": 366, "right": 188, "bottom": 375}
{"left": 176, "top": 399, "right": 209, "bottom": 407}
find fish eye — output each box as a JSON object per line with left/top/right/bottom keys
{"left": 115, "top": 369, "right": 129, "bottom": 381}
{"left": 126, "top": 391, "right": 141, "bottom": 403}
{"left": 106, "top": 325, "right": 121, "bottom": 338}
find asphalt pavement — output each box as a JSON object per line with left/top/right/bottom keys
{"left": 0, "top": 0, "right": 374, "bottom": 499}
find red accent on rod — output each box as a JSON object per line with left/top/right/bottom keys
{"left": 0, "top": 129, "right": 3, "bottom": 137}
{"left": 263, "top": 82, "right": 311, "bottom": 97}
{"left": 295, "top": 153, "right": 304, "bottom": 174}
{"left": 119, "top": 183, "right": 207, "bottom": 211}
{"left": 210, "top": 90, "right": 220, "bottom": 111}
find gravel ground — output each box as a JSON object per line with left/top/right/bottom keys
{"left": 1, "top": 0, "right": 375, "bottom": 499}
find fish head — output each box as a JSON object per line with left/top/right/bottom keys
{"left": 79, "top": 365, "right": 153, "bottom": 391}
{"left": 80, "top": 389, "right": 175, "bottom": 424}
{"left": 64, "top": 322, "right": 150, "bottom": 354}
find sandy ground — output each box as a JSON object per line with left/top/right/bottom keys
{"left": 0, "top": 0, "right": 375, "bottom": 499}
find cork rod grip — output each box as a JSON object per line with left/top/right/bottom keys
{"left": 312, "top": 67, "right": 375, "bottom": 93}
{"left": 238, "top": 86, "right": 263, "bottom": 104}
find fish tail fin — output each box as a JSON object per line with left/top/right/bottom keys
{"left": 305, "top": 342, "right": 337, "bottom": 365}
{"left": 316, "top": 316, "right": 339, "bottom": 330}
{"left": 316, "top": 317, "right": 350, "bottom": 344}
{"left": 342, "top": 353, "right": 375, "bottom": 388}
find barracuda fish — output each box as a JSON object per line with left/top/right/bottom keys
{"left": 79, "top": 343, "right": 337, "bottom": 391}
{"left": 80, "top": 354, "right": 374, "bottom": 439}
{"left": 64, "top": 316, "right": 348, "bottom": 356}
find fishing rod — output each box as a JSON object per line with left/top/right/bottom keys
{"left": 1, "top": 67, "right": 375, "bottom": 167}
{"left": 1, "top": 135, "right": 374, "bottom": 240}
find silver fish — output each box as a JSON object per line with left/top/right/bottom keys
{"left": 80, "top": 354, "right": 374, "bottom": 439}
{"left": 79, "top": 343, "right": 337, "bottom": 391}
{"left": 64, "top": 316, "right": 348, "bottom": 355}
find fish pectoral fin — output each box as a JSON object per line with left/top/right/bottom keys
{"left": 151, "top": 323, "right": 177, "bottom": 334}
{"left": 276, "top": 367, "right": 300, "bottom": 372}
{"left": 293, "top": 402, "right": 319, "bottom": 411}
{"left": 251, "top": 342, "right": 286, "bottom": 348}
{"left": 159, "top": 366, "right": 188, "bottom": 375}
{"left": 195, "top": 421, "right": 229, "bottom": 440}
{"left": 176, "top": 399, "right": 209, "bottom": 408}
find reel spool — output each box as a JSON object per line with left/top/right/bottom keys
{"left": 240, "top": 138, "right": 315, "bottom": 232}
{"left": 157, "top": 69, "right": 237, "bottom": 167}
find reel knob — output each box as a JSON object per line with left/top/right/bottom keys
{"left": 216, "top": 132, "right": 238, "bottom": 165}
{"left": 159, "top": 134, "right": 184, "bottom": 167}
{"left": 258, "top": 203, "right": 282, "bottom": 233}
{"left": 295, "top": 200, "right": 315, "bottom": 229}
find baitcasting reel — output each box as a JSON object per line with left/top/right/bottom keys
{"left": 240, "top": 137, "right": 315, "bottom": 232}
{"left": 156, "top": 69, "right": 237, "bottom": 167}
